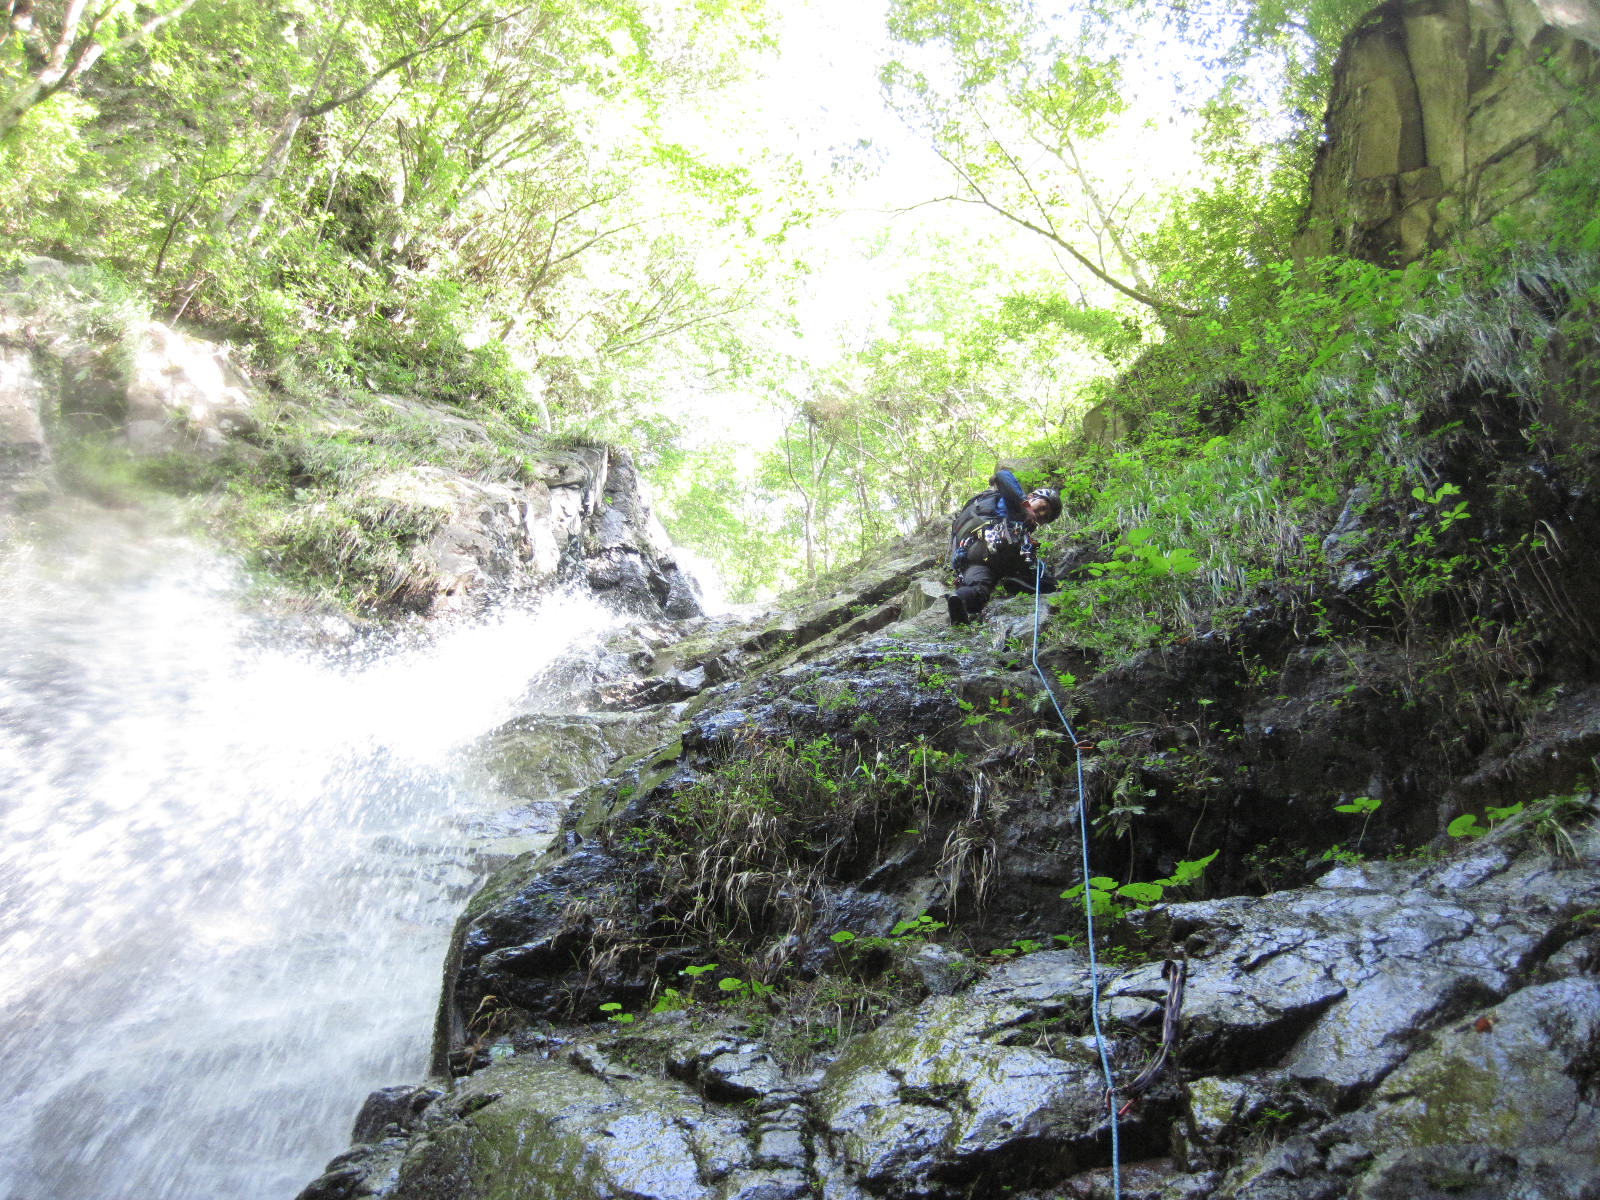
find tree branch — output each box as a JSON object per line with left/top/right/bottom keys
{"left": 304, "top": 0, "right": 536, "bottom": 118}
{"left": 929, "top": 165, "right": 1202, "bottom": 318}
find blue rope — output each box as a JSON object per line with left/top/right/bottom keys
{"left": 1029, "top": 555, "right": 1123, "bottom": 1199}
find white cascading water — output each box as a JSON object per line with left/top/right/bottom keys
{"left": 0, "top": 522, "right": 617, "bottom": 1200}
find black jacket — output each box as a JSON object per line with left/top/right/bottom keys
{"left": 950, "top": 469, "right": 1035, "bottom": 569}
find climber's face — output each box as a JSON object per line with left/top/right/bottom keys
{"left": 1024, "top": 495, "right": 1057, "bottom": 523}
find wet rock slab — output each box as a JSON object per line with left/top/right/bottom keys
{"left": 300, "top": 1020, "right": 825, "bottom": 1200}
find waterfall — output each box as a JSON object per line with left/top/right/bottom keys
{"left": 0, "top": 522, "right": 615, "bottom": 1200}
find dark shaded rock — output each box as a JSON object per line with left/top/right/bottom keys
{"left": 1353, "top": 1146, "right": 1600, "bottom": 1200}
{"left": 351, "top": 1086, "right": 441, "bottom": 1144}
{"left": 451, "top": 845, "right": 631, "bottom": 1025}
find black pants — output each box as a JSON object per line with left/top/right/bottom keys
{"left": 954, "top": 559, "right": 1045, "bottom": 617}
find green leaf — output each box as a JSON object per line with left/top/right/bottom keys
{"left": 1162, "top": 850, "right": 1219, "bottom": 887}
{"left": 1116, "top": 881, "right": 1164, "bottom": 904}
{"left": 1086, "top": 890, "right": 1123, "bottom": 918}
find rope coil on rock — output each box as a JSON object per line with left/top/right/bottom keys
{"left": 1117, "top": 958, "right": 1187, "bottom": 1117}
{"left": 1029, "top": 556, "right": 1123, "bottom": 1200}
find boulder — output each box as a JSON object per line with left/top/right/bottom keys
{"left": 122, "top": 321, "right": 259, "bottom": 456}
{"left": 297, "top": 1019, "right": 825, "bottom": 1200}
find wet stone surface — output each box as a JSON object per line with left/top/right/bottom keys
{"left": 299, "top": 825, "right": 1600, "bottom": 1200}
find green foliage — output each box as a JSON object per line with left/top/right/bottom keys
{"left": 598, "top": 1001, "right": 635, "bottom": 1024}
{"left": 1333, "top": 795, "right": 1381, "bottom": 815}
{"left": 1333, "top": 794, "right": 1381, "bottom": 851}
{"left": 876, "top": 0, "right": 1381, "bottom": 337}
{"left": 831, "top": 912, "right": 947, "bottom": 952}
{"left": 656, "top": 449, "right": 792, "bottom": 602}
{"left": 1446, "top": 803, "right": 1525, "bottom": 840}
{"left": 621, "top": 731, "right": 968, "bottom": 956}
{"left": 1060, "top": 850, "right": 1217, "bottom": 920}
{"left": 988, "top": 936, "right": 1045, "bottom": 959}
{"left": 650, "top": 986, "right": 688, "bottom": 1013}
{"left": 1319, "top": 844, "right": 1364, "bottom": 867}
{"left": 2, "top": 0, "right": 782, "bottom": 434}
{"left": 716, "top": 975, "right": 776, "bottom": 1001}
{"left": 1087, "top": 528, "right": 1202, "bottom": 581}
{"left": 1027, "top": 229, "right": 1600, "bottom": 697}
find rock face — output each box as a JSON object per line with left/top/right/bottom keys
{"left": 300, "top": 774, "right": 1600, "bottom": 1199}
{"left": 287, "top": 499, "right": 1600, "bottom": 1199}
{"left": 1296, "top": 0, "right": 1600, "bottom": 264}
{"left": 0, "top": 259, "right": 699, "bottom": 619}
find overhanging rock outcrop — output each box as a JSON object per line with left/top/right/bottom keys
{"left": 1296, "top": 0, "right": 1600, "bottom": 265}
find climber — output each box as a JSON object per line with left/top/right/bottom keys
{"left": 946, "top": 468, "right": 1062, "bottom": 626}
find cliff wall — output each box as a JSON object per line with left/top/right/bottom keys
{"left": 1296, "top": 0, "right": 1600, "bottom": 264}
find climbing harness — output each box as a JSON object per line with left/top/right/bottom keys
{"left": 950, "top": 517, "right": 1037, "bottom": 576}
{"left": 1028, "top": 555, "right": 1124, "bottom": 1200}
{"left": 949, "top": 484, "right": 1039, "bottom": 576}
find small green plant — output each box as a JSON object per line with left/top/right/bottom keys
{"left": 651, "top": 987, "right": 688, "bottom": 1014}
{"left": 1100, "top": 942, "right": 1159, "bottom": 967}
{"left": 890, "top": 913, "right": 947, "bottom": 937}
{"left": 988, "top": 937, "right": 1046, "bottom": 959}
{"left": 957, "top": 698, "right": 986, "bottom": 726}
{"left": 1319, "top": 844, "right": 1364, "bottom": 866}
{"left": 1530, "top": 792, "right": 1596, "bottom": 862}
{"left": 815, "top": 682, "right": 861, "bottom": 712}
{"left": 599, "top": 1001, "right": 635, "bottom": 1025}
{"left": 1087, "top": 528, "right": 1203, "bottom": 581}
{"left": 717, "top": 975, "right": 777, "bottom": 1001}
{"left": 831, "top": 912, "right": 947, "bottom": 950}
{"left": 1447, "top": 802, "right": 1524, "bottom": 838}
{"left": 1096, "top": 767, "right": 1156, "bottom": 839}
{"left": 1061, "top": 850, "right": 1218, "bottom": 919}
{"left": 1332, "top": 794, "right": 1382, "bottom": 849}
{"left": 1409, "top": 483, "right": 1471, "bottom": 543}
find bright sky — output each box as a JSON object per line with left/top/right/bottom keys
{"left": 720, "top": 0, "right": 1220, "bottom": 339}
{"left": 650, "top": 0, "right": 1242, "bottom": 449}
